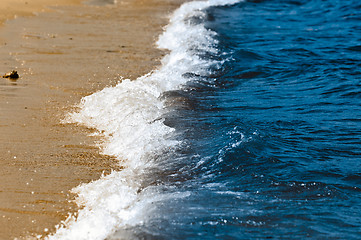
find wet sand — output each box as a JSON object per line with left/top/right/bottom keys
{"left": 0, "top": 0, "right": 83, "bottom": 26}
{"left": 0, "top": 0, "right": 184, "bottom": 239}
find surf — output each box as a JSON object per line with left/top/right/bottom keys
{"left": 46, "top": 1, "right": 242, "bottom": 239}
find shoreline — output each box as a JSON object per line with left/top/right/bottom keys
{"left": 0, "top": 0, "right": 184, "bottom": 238}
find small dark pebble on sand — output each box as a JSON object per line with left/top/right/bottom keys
{"left": 3, "top": 70, "right": 19, "bottom": 79}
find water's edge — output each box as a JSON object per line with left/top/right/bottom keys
{"left": 46, "top": 1, "right": 241, "bottom": 239}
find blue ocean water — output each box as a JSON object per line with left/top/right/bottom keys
{"left": 55, "top": 0, "right": 361, "bottom": 239}
{"left": 110, "top": 0, "right": 361, "bottom": 239}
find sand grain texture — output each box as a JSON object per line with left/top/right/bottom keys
{"left": 0, "top": 0, "right": 184, "bottom": 238}
{"left": 0, "top": 0, "right": 83, "bottom": 27}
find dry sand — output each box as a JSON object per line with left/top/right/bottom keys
{"left": 0, "top": 0, "right": 184, "bottom": 238}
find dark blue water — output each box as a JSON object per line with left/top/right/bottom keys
{"left": 112, "top": 0, "right": 361, "bottom": 239}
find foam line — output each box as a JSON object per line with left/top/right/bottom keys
{"left": 47, "top": 1, "right": 241, "bottom": 239}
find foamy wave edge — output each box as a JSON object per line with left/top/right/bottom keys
{"left": 45, "top": 1, "right": 241, "bottom": 239}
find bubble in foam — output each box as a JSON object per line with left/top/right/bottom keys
{"left": 49, "top": 1, "right": 242, "bottom": 240}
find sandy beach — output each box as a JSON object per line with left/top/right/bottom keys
{"left": 0, "top": 0, "right": 83, "bottom": 26}
{"left": 0, "top": 0, "right": 184, "bottom": 238}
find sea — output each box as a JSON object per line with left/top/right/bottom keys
{"left": 49, "top": 0, "right": 361, "bottom": 239}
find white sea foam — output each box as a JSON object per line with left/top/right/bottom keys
{"left": 47, "top": 1, "right": 241, "bottom": 239}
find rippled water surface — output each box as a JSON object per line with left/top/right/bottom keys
{"left": 58, "top": 0, "right": 361, "bottom": 239}
{"left": 141, "top": 0, "right": 361, "bottom": 238}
